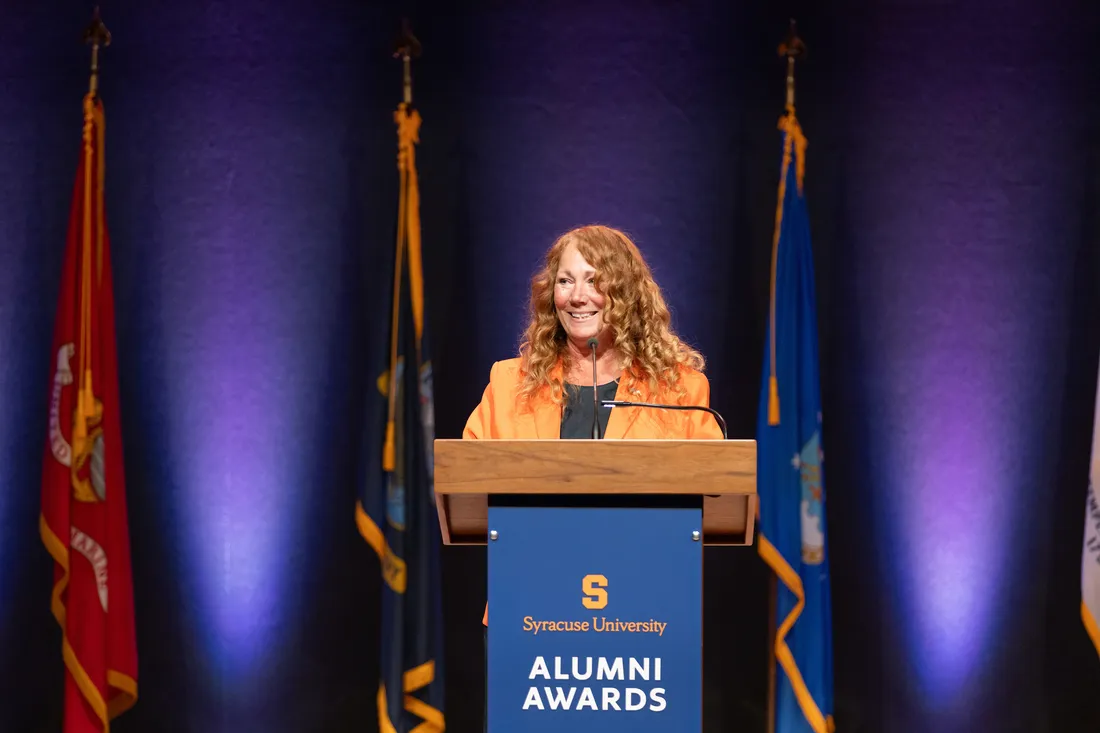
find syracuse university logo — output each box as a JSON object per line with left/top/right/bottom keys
{"left": 581, "top": 574, "right": 608, "bottom": 609}
{"left": 517, "top": 573, "right": 671, "bottom": 713}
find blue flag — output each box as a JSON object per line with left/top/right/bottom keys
{"left": 756, "top": 106, "right": 835, "bottom": 733}
{"left": 356, "top": 102, "right": 446, "bottom": 733}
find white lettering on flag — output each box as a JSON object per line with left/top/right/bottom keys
{"left": 71, "top": 525, "right": 109, "bottom": 612}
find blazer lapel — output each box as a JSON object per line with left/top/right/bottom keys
{"left": 532, "top": 361, "right": 563, "bottom": 439}
{"left": 533, "top": 399, "right": 561, "bottom": 438}
{"left": 604, "top": 370, "right": 645, "bottom": 440}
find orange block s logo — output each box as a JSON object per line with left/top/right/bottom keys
{"left": 581, "top": 574, "right": 608, "bottom": 609}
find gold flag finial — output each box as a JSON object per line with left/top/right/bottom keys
{"left": 83, "top": 7, "right": 111, "bottom": 98}
{"left": 777, "top": 19, "right": 806, "bottom": 110}
{"left": 392, "top": 18, "right": 422, "bottom": 105}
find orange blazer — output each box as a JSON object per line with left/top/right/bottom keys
{"left": 463, "top": 357, "right": 724, "bottom": 441}
{"left": 463, "top": 357, "right": 724, "bottom": 625}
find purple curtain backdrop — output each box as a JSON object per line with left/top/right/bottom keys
{"left": 1, "top": 1, "right": 1098, "bottom": 731}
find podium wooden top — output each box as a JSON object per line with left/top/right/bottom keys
{"left": 433, "top": 439, "right": 757, "bottom": 546}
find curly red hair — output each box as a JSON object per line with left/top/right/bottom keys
{"left": 517, "top": 225, "right": 705, "bottom": 406}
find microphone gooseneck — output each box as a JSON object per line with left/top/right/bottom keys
{"left": 587, "top": 337, "right": 602, "bottom": 439}
{"left": 599, "top": 399, "right": 729, "bottom": 440}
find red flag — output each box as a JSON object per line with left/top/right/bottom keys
{"left": 40, "top": 92, "right": 138, "bottom": 733}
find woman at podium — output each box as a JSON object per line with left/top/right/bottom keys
{"left": 464, "top": 224, "right": 724, "bottom": 631}
{"left": 463, "top": 223, "right": 724, "bottom": 443}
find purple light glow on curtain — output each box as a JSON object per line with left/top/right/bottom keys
{"left": 152, "top": 76, "right": 350, "bottom": 674}
{"left": 854, "top": 7, "right": 1077, "bottom": 712}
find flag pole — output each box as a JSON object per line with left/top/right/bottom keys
{"left": 767, "top": 566, "right": 777, "bottom": 733}
{"left": 778, "top": 19, "right": 806, "bottom": 111}
{"left": 75, "top": 6, "right": 111, "bottom": 441}
{"left": 83, "top": 6, "right": 111, "bottom": 97}
{"left": 382, "top": 19, "right": 423, "bottom": 472}
{"left": 768, "top": 21, "right": 806, "bottom": 733}
{"left": 393, "top": 17, "right": 421, "bottom": 105}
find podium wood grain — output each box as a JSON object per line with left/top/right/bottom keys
{"left": 433, "top": 439, "right": 757, "bottom": 546}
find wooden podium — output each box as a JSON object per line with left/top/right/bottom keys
{"left": 433, "top": 439, "right": 758, "bottom": 546}
{"left": 433, "top": 438, "right": 757, "bottom": 733}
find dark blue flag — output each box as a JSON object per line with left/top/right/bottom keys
{"left": 756, "top": 106, "right": 835, "bottom": 733}
{"left": 356, "top": 102, "right": 445, "bottom": 733}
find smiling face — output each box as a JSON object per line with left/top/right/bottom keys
{"left": 553, "top": 241, "right": 608, "bottom": 350}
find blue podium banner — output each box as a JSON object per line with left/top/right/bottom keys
{"left": 487, "top": 505, "right": 703, "bottom": 732}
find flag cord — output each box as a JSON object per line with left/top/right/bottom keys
{"left": 768, "top": 106, "right": 793, "bottom": 426}
{"left": 383, "top": 108, "right": 410, "bottom": 473}
{"left": 75, "top": 94, "right": 96, "bottom": 453}
{"left": 767, "top": 105, "right": 808, "bottom": 428}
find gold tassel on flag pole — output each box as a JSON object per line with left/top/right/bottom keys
{"left": 767, "top": 22, "right": 807, "bottom": 733}
{"left": 382, "top": 19, "right": 423, "bottom": 473}
{"left": 86, "top": 6, "right": 110, "bottom": 285}
{"left": 394, "top": 18, "right": 424, "bottom": 343}
{"left": 74, "top": 7, "right": 111, "bottom": 494}
{"left": 767, "top": 19, "right": 807, "bottom": 429}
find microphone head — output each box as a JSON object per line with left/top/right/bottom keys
{"left": 586, "top": 337, "right": 599, "bottom": 350}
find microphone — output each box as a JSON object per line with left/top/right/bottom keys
{"left": 587, "top": 337, "right": 602, "bottom": 439}
{"left": 599, "top": 399, "right": 728, "bottom": 440}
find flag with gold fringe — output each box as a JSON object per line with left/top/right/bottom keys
{"left": 40, "top": 88, "right": 139, "bottom": 733}
{"left": 355, "top": 99, "right": 446, "bottom": 733}
{"left": 1080, "top": 357, "right": 1100, "bottom": 658}
{"left": 756, "top": 102, "right": 835, "bottom": 733}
